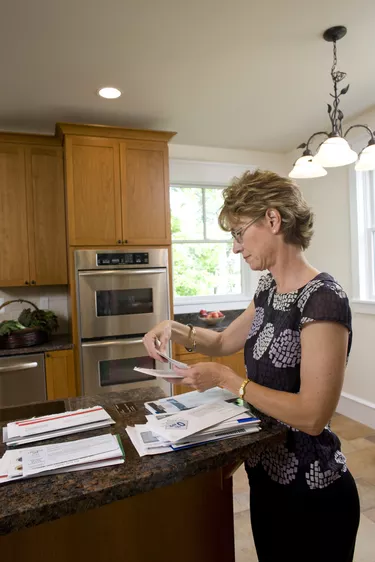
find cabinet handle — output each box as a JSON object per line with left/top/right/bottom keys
{"left": 123, "top": 240, "right": 128, "bottom": 244}
{"left": 25, "top": 280, "right": 29, "bottom": 285}
{"left": 117, "top": 240, "right": 122, "bottom": 244}
{"left": 31, "top": 280, "right": 36, "bottom": 285}
{"left": 46, "top": 354, "right": 50, "bottom": 358}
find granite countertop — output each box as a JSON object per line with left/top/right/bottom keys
{"left": 174, "top": 309, "right": 245, "bottom": 332}
{"left": 0, "top": 334, "right": 73, "bottom": 357}
{"left": 0, "top": 387, "right": 284, "bottom": 536}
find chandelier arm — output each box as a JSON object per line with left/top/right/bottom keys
{"left": 300, "top": 131, "right": 330, "bottom": 154}
{"left": 344, "top": 124, "right": 375, "bottom": 144}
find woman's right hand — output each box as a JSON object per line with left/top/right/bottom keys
{"left": 142, "top": 320, "right": 172, "bottom": 362}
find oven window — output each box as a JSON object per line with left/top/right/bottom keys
{"left": 99, "top": 356, "right": 156, "bottom": 386}
{"left": 96, "top": 288, "right": 153, "bottom": 317}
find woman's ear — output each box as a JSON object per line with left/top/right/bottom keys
{"left": 265, "top": 208, "right": 282, "bottom": 234}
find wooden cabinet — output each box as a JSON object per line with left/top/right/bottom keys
{"left": 26, "top": 146, "right": 67, "bottom": 285}
{"left": 0, "top": 144, "right": 30, "bottom": 286}
{"left": 212, "top": 351, "right": 247, "bottom": 379}
{"left": 64, "top": 136, "right": 122, "bottom": 246}
{"left": 172, "top": 343, "right": 246, "bottom": 395}
{"left": 0, "top": 138, "right": 68, "bottom": 287}
{"left": 58, "top": 124, "right": 176, "bottom": 247}
{"left": 45, "top": 349, "right": 76, "bottom": 400}
{"left": 120, "top": 141, "right": 171, "bottom": 245}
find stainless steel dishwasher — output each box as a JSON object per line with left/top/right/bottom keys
{"left": 0, "top": 353, "right": 46, "bottom": 408}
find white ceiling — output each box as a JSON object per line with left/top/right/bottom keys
{"left": 1, "top": 0, "right": 375, "bottom": 152}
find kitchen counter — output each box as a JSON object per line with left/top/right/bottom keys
{"left": 0, "top": 387, "right": 284, "bottom": 562}
{"left": 0, "top": 334, "right": 73, "bottom": 357}
{"left": 174, "top": 308, "right": 245, "bottom": 332}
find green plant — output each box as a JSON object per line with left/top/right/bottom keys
{"left": 18, "top": 309, "right": 59, "bottom": 334}
{"left": 0, "top": 320, "right": 25, "bottom": 336}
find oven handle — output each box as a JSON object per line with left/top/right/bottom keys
{"left": 79, "top": 269, "right": 166, "bottom": 276}
{"left": 81, "top": 339, "right": 144, "bottom": 348}
{"left": 0, "top": 362, "right": 38, "bottom": 373}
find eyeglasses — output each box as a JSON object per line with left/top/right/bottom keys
{"left": 230, "top": 216, "right": 262, "bottom": 244}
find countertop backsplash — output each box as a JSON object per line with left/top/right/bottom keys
{"left": 0, "top": 285, "right": 69, "bottom": 335}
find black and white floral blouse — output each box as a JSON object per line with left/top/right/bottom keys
{"left": 245, "top": 272, "right": 352, "bottom": 490}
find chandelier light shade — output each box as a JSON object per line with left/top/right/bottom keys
{"left": 289, "top": 155, "right": 327, "bottom": 179}
{"left": 355, "top": 143, "right": 375, "bottom": 171}
{"left": 314, "top": 137, "right": 358, "bottom": 167}
{"left": 289, "top": 26, "right": 375, "bottom": 179}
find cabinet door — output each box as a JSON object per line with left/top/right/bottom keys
{"left": 26, "top": 147, "right": 68, "bottom": 285}
{"left": 120, "top": 141, "right": 171, "bottom": 245}
{"left": 212, "top": 352, "right": 247, "bottom": 379}
{"left": 45, "top": 349, "right": 76, "bottom": 400}
{"left": 65, "top": 136, "right": 122, "bottom": 245}
{"left": 0, "top": 144, "right": 30, "bottom": 286}
{"left": 173, "top": 344, "right": 212, "bottom": 395}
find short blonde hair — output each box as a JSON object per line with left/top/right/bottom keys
{"left": 218, "top": 169, "right": 314, "bottom": 250}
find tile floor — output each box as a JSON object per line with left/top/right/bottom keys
{"left": 233, "top": 413, "right": 375, "bottom": 562}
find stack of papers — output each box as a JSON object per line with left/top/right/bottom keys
{"left": 0, "top": 434, "right": 124, "bottom": 484}
{"left": 126, "top": 387, "right": 261, "bottom": 456}
{"left": 2, "top": 406, "right": 115, "bottom": 447}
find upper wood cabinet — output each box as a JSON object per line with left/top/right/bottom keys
{"left": 64, "top": 136, "right": 122, "bottom": 246}
{"left": 0, "top": 144, "right": 30, "bottom": 286}
{"left": 120, "top": 141, "right": 171, "bottom": 245}
{"left": 0, "top": 137, "right": 68, "bottom": 287}
{"left": 26, "top": 146, "right": 68, "bottom": 285}
{"left": 57, "top": 124, "right": 176, "bottom": 247}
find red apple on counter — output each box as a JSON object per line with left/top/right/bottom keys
{"left": 217, "top": 311, "right": 224, "bottom": 317}
{"left": 210, "top": 312, "right": 219, "bottom": 318}
{"left": 200, "top": 309, "right": 208, "bottom": 317}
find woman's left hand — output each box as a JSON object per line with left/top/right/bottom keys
{"left": 172, "top": 362, "right": 224, "bottom": 392}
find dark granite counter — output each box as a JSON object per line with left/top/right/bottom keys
{"left": 0, "top": 387, "right": 284, "bottom": 536}
{"left": 174, "top": 309, "right": 245, "bottom": 332}
{"left": 0, "top": 334, "right": 73, "bottom": 357}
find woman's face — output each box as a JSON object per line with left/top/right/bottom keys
{"left": 231, "top": 209, "right": 282, "bottom": 271}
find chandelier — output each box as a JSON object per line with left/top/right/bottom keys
{"left": 289, "top": 26, "right": 375, "bottom": 179}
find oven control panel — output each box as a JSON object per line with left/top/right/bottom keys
{"left": 97, "top": 253, "right": 149, "bottom": 266}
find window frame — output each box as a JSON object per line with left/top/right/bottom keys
{"left": 170, "top": 182, "right": 257, "bottom": 313}
{"left": 350, "top": 167, "right": 375, "bottom": 314}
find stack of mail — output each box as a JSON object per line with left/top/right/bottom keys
{"left": 2, "top": 406, "right": 115, "bottom": 447}
{"left": 0, "top": 434, "right": 124, "bottom": 484}
{"left": 126, "top": 387, "right": 261, "bottom": 456}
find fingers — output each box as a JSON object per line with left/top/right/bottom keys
{"left": 142, "top": 332, "right": 164, "bottom": 361}
{"left": 159, "top": 321, "right": 172, "bottom": 353}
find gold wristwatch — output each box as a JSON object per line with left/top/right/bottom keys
{"left": 239, "top": 379, "right": 250, "bottom": 400}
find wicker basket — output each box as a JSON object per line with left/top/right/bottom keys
{"left": 0, "top": 299, "right": 49, "bottom": 350}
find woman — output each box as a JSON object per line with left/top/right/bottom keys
{"left": 143, "top": 169, "right": 360, "bottom": 562}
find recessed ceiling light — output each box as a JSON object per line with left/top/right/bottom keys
{"left": 98, "top": 87, "right": 121, "bottom": 99}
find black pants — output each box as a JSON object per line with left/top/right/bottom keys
{"left": 248, "top": 469, "right": 360, "bottom": 562}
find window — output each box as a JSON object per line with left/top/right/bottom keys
{"left": 351, "top": 170, "right": 375, "bottom": 303}
{"left": 170, "top": 185, "right": 255, "bottom": 310}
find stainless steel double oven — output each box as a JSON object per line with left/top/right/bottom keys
{"left": 75, "top": 248, "right": 171, "bottom": 396}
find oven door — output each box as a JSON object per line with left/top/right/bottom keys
{"left": 78, "top": 268, "right": 169, "bottom": 339}
{"left": 80, "top": 338, "right": 171, "bottom": 396}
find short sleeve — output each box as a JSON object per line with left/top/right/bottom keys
{"left": 298, "top": 282, "right": 352, "bottom": 336}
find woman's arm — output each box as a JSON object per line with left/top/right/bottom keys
{"left": 220, "top": 321, "right": 349, "bottom": 435}
{"left": 143, "top": 301, "right": 255, "bottom": 360}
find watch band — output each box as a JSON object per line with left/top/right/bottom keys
{"left": 185, "top": 323, "right": 197, "bottom": 353}
{"left": 239, "top": 379, "right": 250, "bottom": 400}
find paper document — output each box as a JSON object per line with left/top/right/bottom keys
{"left": 5, "top": 406, "right": 114, "bottom": 442}
{"left": 0, "top": 434, "right": 125, "bottom": 484}
{"left": 156, "top": 351, "right": 188, "bottom": 369}
{"left": 147, "top": 400, "right": 247, "bottom": 443}
{"left": 133, "top": 367, "right": 185, "bottom": 379}
{"left": 144, "top": 387, "right": 242, "bottom": 415}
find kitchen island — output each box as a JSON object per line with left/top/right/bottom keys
{"left": 0, "top": 387, "right": 284, "bottom": 562}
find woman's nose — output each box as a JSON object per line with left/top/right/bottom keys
{"left": 232, "top": 239, "right": 242, "bottom": 254}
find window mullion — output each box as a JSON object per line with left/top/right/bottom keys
{"left": 202, "top": 188, "right": 207, "bottom": 240}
